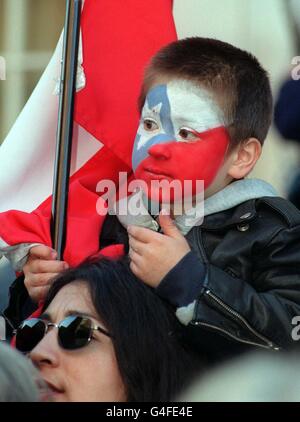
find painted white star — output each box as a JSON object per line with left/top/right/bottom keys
{"left": 136, "top": 100, "right": 163, "bottom": 151}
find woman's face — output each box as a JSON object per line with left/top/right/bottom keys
{"left": 29, "top": 281, "right": 126, "bottom": 402}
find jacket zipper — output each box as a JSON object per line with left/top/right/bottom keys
{"left": 204, "top": 289, "right": 280, "bottom": 350}
{"left": 194, "top": 217, "right": 280, "bottom": 351}
{"left": 193, "top": 321, "right": 275, "bottom": 350}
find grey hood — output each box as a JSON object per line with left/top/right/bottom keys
{"left": 115, "top": 178, "right": 278, "bottom": 235}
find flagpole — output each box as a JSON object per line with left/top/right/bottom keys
{"left": 51, "top": 0, "right": 82, "bottom": 260}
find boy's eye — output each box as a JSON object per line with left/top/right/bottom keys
{"left": 143, "top": 118, "right": 159, "bottom": 132}
{"left": 178, "top": 128, "right": 200, "bottom": 142}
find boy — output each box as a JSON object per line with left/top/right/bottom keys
{"left": 6, "top": 38, "right": 300, "bottom": 362}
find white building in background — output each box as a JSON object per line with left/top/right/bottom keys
{"left": 0, "top": 0, "right": 64, "bottom": 143}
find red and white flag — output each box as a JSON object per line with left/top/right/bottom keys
{"left": 0, "top": 0, "right": 177, "bottom": 269}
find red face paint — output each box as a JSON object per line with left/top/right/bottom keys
{"left": 134, "top": 126, "right": 229, "bottom": 202}
{"left": 132, "top": 80, "right": 230, "bottom": 203}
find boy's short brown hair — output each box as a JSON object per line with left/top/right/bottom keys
{"left": 139, "top": 37, "right": 273, "bottom": 148}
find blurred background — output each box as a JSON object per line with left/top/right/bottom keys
{"left": 0, "top": 0, "right": 299, "bottom": 195}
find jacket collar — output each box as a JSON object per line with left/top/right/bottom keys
{"left": 201, "top": 199, "right": 258, "bottom": 230}
{"left": 115, "top": 179, "right": 277, "bottom": 234}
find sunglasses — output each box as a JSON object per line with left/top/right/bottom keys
{"left": 14, "top": 315, "right": 111, "bottom": 353}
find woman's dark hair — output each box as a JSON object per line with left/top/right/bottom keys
{"left": 43, "top": 257, "right": 201, "bottom": 402}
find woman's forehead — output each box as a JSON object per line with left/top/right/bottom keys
{"left": 44, "top": 281, "right": 98, "bottom": 322}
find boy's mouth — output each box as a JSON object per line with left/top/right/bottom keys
{"left": 142, "top": 166, "right": 172, "bottom": 179}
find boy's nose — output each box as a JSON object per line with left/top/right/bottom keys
{"left": 148, "top": 143, "right": 172, "bottom": 160}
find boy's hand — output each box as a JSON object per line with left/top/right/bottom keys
{"left": 23, "top": 245, "right": 69, "bottom": 303}
{"left": 128, "top": 210, "right": 191, "bottom": 288}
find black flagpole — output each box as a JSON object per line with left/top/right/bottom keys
{"left": 51, "top": 0, "right": 82, "bottom": 260}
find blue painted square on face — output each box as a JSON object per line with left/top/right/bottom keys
{"left": 132, "top": 85, "right": 176, "bottom": 171}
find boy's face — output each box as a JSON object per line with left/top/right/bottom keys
{"left": 132, "top": 79, "right": 230, "bottom": 203}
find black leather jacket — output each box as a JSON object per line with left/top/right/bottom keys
{"left": 5, "top": 196, "right": 300, "bottom": 362}
{"left": 156, "top": 196, "right": 300, "bottom": 362}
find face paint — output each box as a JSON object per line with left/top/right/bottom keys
{"left": 132, "top": 80, "right": 230, "bottom": 202}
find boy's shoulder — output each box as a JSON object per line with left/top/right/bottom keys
{"left": 191, "top": 196, "right": 300, "bottom": 266}
{"left": 201, "top": 195, "right": 300, "bottom": 233}
{"left": 255, "top": 196, "right": 300, "bottom": 229}
{"left": 255, "top": 196, "right": 300, "bottom": 228}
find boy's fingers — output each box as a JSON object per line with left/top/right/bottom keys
{"left": 30, "top": 259, "right": 68, "bottom": 274}
{"left": 158, "top": 211, "right": 182, "bottom": 239}
{"left": 30, "top": 245, "right": 57, "bottom": 260}
{"left": 127, "top": 225, "right": 160, "bottom": 243}
{"left": 129, "top": 261, "right": 141, "bottom": 278}
{"left": 128, "top": 236, "right": 147, "bottom": 255}
{"left": 30, "top": 285, "right": 51, "bottom": 303}
{"left": 129, "top": 247, "right": 144, "bottom": 265}
{"left": 27, "top": 272, "right": 59, "bottom": 287}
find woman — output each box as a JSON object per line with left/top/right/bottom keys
{"left": 14, "top": 257, "right": 201, "bottom": 402}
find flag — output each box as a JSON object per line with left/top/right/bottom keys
{"left": 0, "top": 0, "right": 177, "bottom": 270}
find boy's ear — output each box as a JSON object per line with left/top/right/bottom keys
{"left": 227, "top": 138, "right": 262, "bottom": 179}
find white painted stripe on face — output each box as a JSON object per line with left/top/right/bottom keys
{"left": 166, "top": 79, "right": 225, "bottom": 138}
